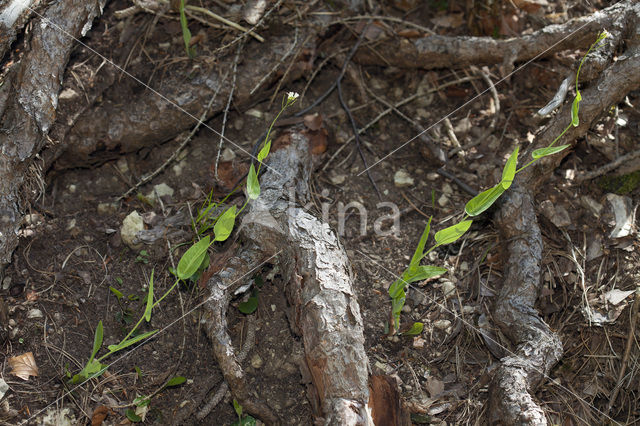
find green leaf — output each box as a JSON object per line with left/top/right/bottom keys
{"left": 403, "top": 265, "right": 448, "bottom": 284}
{"left": 133, "top": 396, "right": 150, "bottom": 407}
{"left": 388, "top": 279, "right": 405, "bottom": 299}
{"left": 434, "top": 220, "right": 473, "bottom": 245}
{"left": 571, "top": 91, "right": 581, "bottom": 127}
{"left": 89, "top": 321, "right": 103, "bottom": 363}
{"left": 531, "top": 144, "right": 571, "bottom": 160}
{"left": 214, "top": 205, "right": 237, "bottom": 242}
{"left": 232, "top": 416, "right": 256, "bottom": 426}
{"left": 165, "top": 376, "right": 187, "bottom": 388}
{"left": 257, "top": 139, "right": 271, "bottom": 163}
{"left": 408, "top": 217, "right": 432, "bottom": 273}
{"left": 107, "top": 330, "right": 158, "bottom": 352}
{"left": 144, "top": 269, "right": 154, "bottom": 322}
{"left": 126, "top": 409, "right": 142, "bottom": 423}
{"left": 134, "top": 366, "right": 143, "bottom": 379}
{"left": 177, "top": 236, "right": 210, "bottom": 280}
{"left": 233, "top": 399, "right": 243, "bottom": 417}
{"left": 247, "top": 164, "right": 260, "bottom": 200}
{"left": 501, "top": 146, "right": 519, "bottom": 190}
{"left": 83, "top": 359, "right": 104, "bottom": 375}
{"left": 109, "top": 286, "right": 123, "bottom": 300}
{"left": 465, "top": 185, "right": 505, "bottom": 217}
{"left": 391, "top": 290, "right": 406, "bottom": 330}
{"left": 239, "top": 293, "right": 258, "bottom": 314}
{"left": 403, "top": 322, "right": 424, "bottom": 336}
{"left": 179, "top": 0, "right": 196, "bottom": 59}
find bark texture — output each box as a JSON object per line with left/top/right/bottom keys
{"left": 488, "top": 7, "right": 640, "bottom": 424}
{"left": 202, "top": 131, "right": 371, "bottom": 425}
{"left": 354, "top": 0, "right": 637, "bottom": 73}
{"left": 0, "top": 0, "right": 105, "bottom": 270}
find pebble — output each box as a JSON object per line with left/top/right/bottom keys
{"left": 120, "top": 211, "right": 144, "bottom": 250}
{"left": 27, "top": 309, "right": 43, "bottom": 319}
{"left": 441, "top": 280, "right": 456, "bottom": 299}
{"left": 330, "top": 174, "right": 347, "bottom": 185}
{"left": 394, "top": 170, "right": 414, "bottom": 187}
{"left": 250, "top": 354, "right": 263, "bottom": 369}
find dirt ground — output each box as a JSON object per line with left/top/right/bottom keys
{"left": 1, "top": 0, "right": 639, "bottom": 424}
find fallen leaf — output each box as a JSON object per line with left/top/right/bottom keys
{"left": 9, "top": 352, "right": 38, "bottom": 381}
{"left": 425, "top": 376, "right": 444, "bottom": 397}
{"left": 303, "top": 113, "right": 323, "bottom": 131}
{"left": 604, "top": 288, "right": 635, "bottom": 305}
{"left": 91, "top": 406, "right": 110, "bottom": 426}
{"left": 397, "top": 29, "right": 423, "bottom": 38}
{"left": 211, "top": 160, "right": 249, "bottom": 191}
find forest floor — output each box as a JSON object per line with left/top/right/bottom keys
{"left": 1, "top": 0, "right": 639, "bottom": 424}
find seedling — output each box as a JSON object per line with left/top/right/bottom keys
{"left": 135, "top": 250, "right": 149, "bottom": 264}
{"left": 388, "top": 31, "right": 610, "bottom": 334}
{"left": 70, "top": 93, "right": 299, "bottom": 386}
{"left": 231, "top": 399, "right": 256, "bottom": 426}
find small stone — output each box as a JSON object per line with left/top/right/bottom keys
{"left": 27, "top": 309, "right": 43, "bottom": 319}
{"left": 2, "top": 276, "right": 11, "bottom": 290}
{"left": 97, "top": 202, "right": 118, "bottom": 215}
{"left": 540, "top": 200, "right": 571, "bottom": 228}
{"left": 441, "top": 183, "right": 453, "bottom": 195}
{"left": 437, "top": 193, "right": 448, "bottom": 207}
{"left": 441, "top": 280, "right": 456, "bottom": 298}
{"left": 147, "top": 183, "right": 174, "bottom": 203}
{"left": 67, "top": 184, "right": 76, "bottom": 193}
{"left": 426, "top": 172, "right": 439, "bottom": 181}
{"left": 116, "top": 158, "right": 129, "bottom": 174}
{"left": 330, "top": 174, "right": 347, "bottom": 185}
{"left": 120, "top": 211, "right": 145, "bottom": 250}
{"left": 433, "top": 319, "right": 451, "bottom": 330}
{"left": 221, "top": 148, "right": 236, "bottom": 162}
{"left": 459, "top": 261, "right": 469, "bottom": 273}
{"left": 58, "top": 88, "right": 78, "bottom": 100}
{"left": 245, "top": 108, "right": 263, "bottom": 119}
{"left": 66, "top": 219, "right": 77, "bottom": 231}
{"left": 250, "top": 354, "right": 263, "bottom": 369}
{"left": 394, "top": 170, "right": 414, "bottom": 187}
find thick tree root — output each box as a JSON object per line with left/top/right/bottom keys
{"left": 488, "top": 11, "right": 640, "bottom": 424}
{"left": 489, "top": 183, "right": 562, "bottom": 425}
{"left": 201, "top": 130, "right": 372, "bottom": 424}
{"left": 0, "top": 0, "right": 105, "bottom": 269}
{"left": 354, "top": 0, "right": 637, "bottom": 74}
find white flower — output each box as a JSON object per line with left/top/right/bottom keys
{"left": 286, "top": 91, "right": 299, "bottom": 101}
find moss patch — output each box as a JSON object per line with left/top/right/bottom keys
{"left": 598, "top": 170, "right": 640, "bottom": 194}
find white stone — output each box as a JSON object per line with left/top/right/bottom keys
{"left": 120, "top": 211, "right": 144, "bottom": 250}
{"left": 394, "top": 170, "right": 414, "bottom": 187}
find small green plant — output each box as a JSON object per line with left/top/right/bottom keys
{"left": 388, "top": 31, "right": 610, "bottom": 334}
{"left": 135, "top": 249, "right": 149, "bottom": 264}
{"left": 179, "top": 0, "right": 196, "bottom": 58}
{"left": 231, "top": 399, "right": 256, "bottom": 426}
{"left": 126, "top": 375, "right": 186, "bottom": 422}
{"left": 238, "top": 276, "right": 264, "bottom": 314}
{"left": 71, "top": 92, "right": 299, "bottom": 386}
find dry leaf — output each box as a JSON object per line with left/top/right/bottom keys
{"left": 91, "top": 406, "right": 110, "bottom": 426}
{"left": 9, "top": 352, "right": 38, "bottom": 381}
{"left": 425, "top": 376, "right": 445, "bottom": 397}
{"left": 303, "top": 113, "right": 323, "bottom": 131}
{"left": 604, "top": 288, "right": 635, "bottom": 305}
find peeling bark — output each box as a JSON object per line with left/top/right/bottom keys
{"left": 0, "top": 0, "right": 105, "bottom": 270}
{"left": 201, "top": 131, "right": 372, "bottom": 425}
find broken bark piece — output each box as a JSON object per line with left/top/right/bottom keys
{"left": 202, "top": 129, "right": 372, "bottom": 424}
{"left": 490, "top": 182, "right": 563, "bottom": 425}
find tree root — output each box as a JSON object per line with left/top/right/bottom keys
{"left": 200, "top": 130, "right": 372, "bottom": 424}
{"left": 354, "top": 0, "right": 636, "bottom": 74}
{"left": 488, "top": 10, "right": 640, "bottom": 424}
{"left": 0, "top": 0, "right": 105, "bottom": 269}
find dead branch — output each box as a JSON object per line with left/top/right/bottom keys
{"left": 0, "top": 0, "right": 105, "bottom": 269}
{"left": 201, "top": 130, "right": 372, "bottom": 424}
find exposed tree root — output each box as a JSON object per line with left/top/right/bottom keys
{"left": 354, "top": 0, "right": 636, "bottom": 74}
{"left": 0, "top": 0, "right": 105, "bottom": 269}
{"left": 488, "top": 13, "right": 640, "bottom": 424}
{"left": 200, "top": 130, "right": 372, "bottom": 424}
